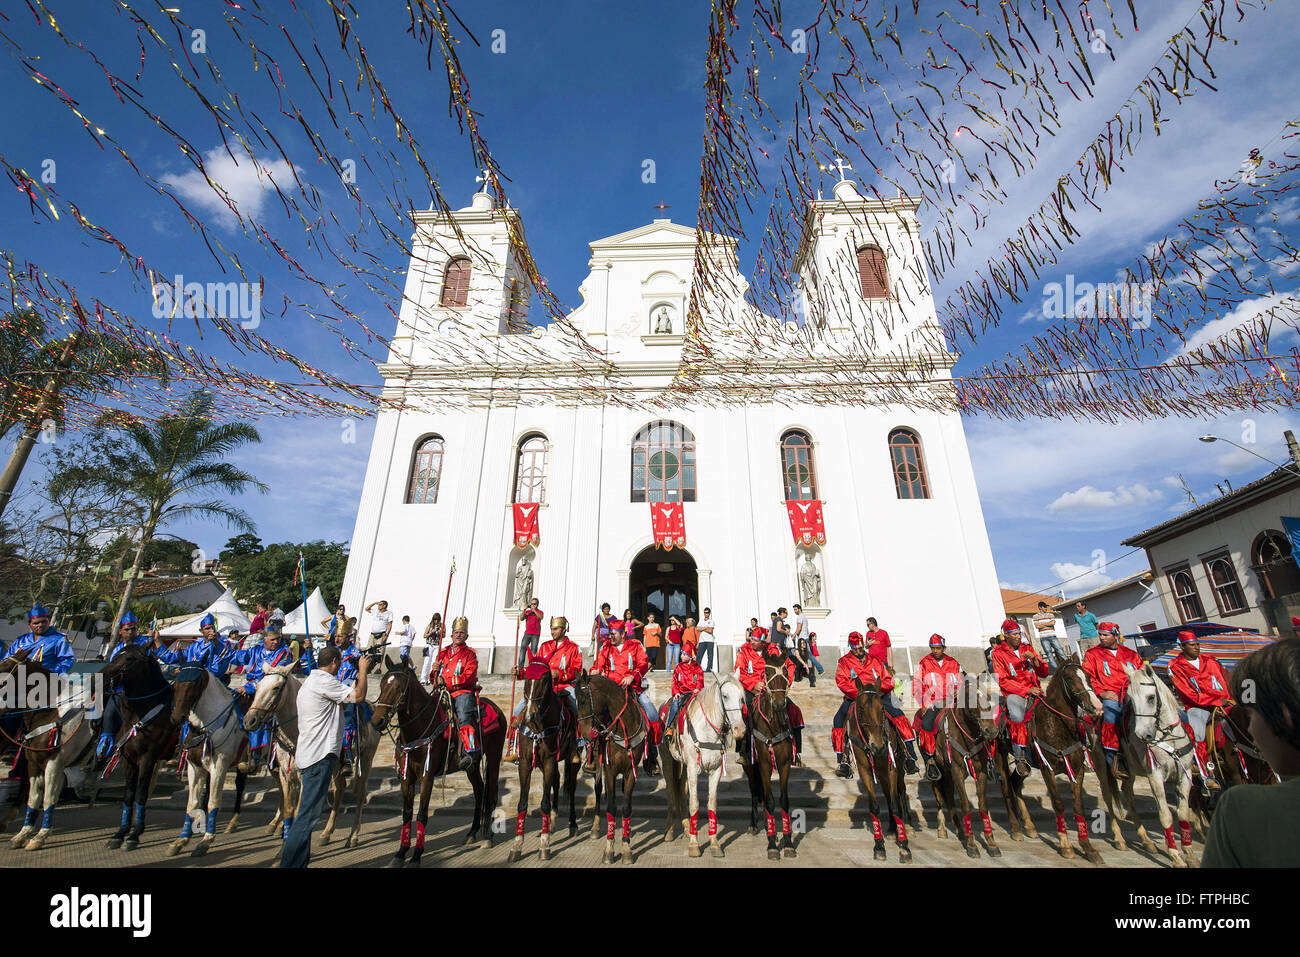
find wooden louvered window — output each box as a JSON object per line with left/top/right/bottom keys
{"left": 856, "top": 245, "right": 889, "bottom": 299}
{"left": 888, "top": 428, "right": 929, "bottom": 499}
{"left": 513, "top": 434, "right": 549, "bottom": 504}
{"left": 440, "top": 257, "right": 471, "bottom": 307}
{"left": 780, "top": 430, "right": 818, "bottom": 501}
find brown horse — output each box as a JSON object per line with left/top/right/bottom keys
{"left": 995, "top": 656, "right": 1106, "bottom": 863}
{"left": 507, "top": 665, "right": 580, "bottom": 862}
{"left": 1189, "top": 702, "right": 1277, "bottom": 827}
{"left": 97, "top": 645, "right": 178, "bottom": 851}
{"left": 370, "top": 658, "right": 505, "bottom": 866}
{"left": 845, "top": 675, "right": 912, "bottom": 862}
{"left": 574, "top": 672, "right": 646, "bottom": 864}
{"left": 929, "top": 673, "right": 1003, "bottom": 858}
{"left": 742, "top": 648, "right": 796, "bottom": 860}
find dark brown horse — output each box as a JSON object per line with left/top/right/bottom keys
{"left": 507, "top": 665, "right": 580, "bottom": 862}
{"left": 929, "top": 673, "right": 1003, "bottom": 858}
{"left": 574, "top": 672, "right": 646, "bottom": 864}
{"left": 97, "top": 645, "right": 178, "bottom": 851}
{"left": 845, "top": 675, "right": 912, "bottom": 862}
{"left": 995, "top": 655, "right": 1106, "bottom": 863}
{"left": 1189, "top": 702, "right": 1277, "bottom": 827}
{"left": 742, "top": 648, "right": 796, "bottom": 860}
{"left": 370, "top": 658, "right": 505, "bottom": 866}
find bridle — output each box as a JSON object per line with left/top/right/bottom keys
{"left": 372, "top": 666, "right": 439, "bottom": 736}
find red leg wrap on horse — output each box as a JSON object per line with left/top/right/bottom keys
{"left": 541, "top": 813, "right": 550, "bottom": 835}
{"left": 895, "top": 816, "right": 908, "bottom": 843}
{"left": 766, "top": 813, "right": 775, "bottom": 837}
{"left": 400, "top": 823, "right": 411, "bottom": 848}
{"left": 1164, "top": 826, "right": 1177, "bottom": 849}
{"left": 890, "top": 714, "right": 916, "bottom": 741}
{"left": 415, "top": 822, "right": 425, "bottom": 849}
{"left": 781, "top": 810, "right": 791, "bottom": 835}
{"left": 689, "top": 813, "right": 697, "bottom": 836}
{"left": 1075, "top": 815, "right": 1088, "bottom": 843}
{"left": 708, "top": 810, "right": 717, "bottom": 836}
{"left": 871, "top": 816, "right": 883, "bottom": 841}
{"left": 917, "top": 729, "right": 937, "bottom": 754}
{"left": 606, "top": 814, "right": 615, "bottom": 840}
{"left": 621, "top": 817, "right": 631, "bottom": 840}
{"left": 1009, "top": 721, "right": 1029, "bottom": 747}
{"left": 1180, "top": 821, "right": 1193, "bottom": 847}
{"left": 1055, "top": 814, "right": 1067, "bottom": 835}
{"left": 981, "top": 811, "right": 993, "bottom": 836}
{"left": 963, "top": 814, "right": 973, "bottom": 836}
{"left": 516, "top": 811, "right": 526, "bottom": 836}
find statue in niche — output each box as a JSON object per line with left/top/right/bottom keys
{"left": 653, "top": 305, "right": 674, "bottom": 334}
{"left": 799, "top": 553, "right": 822, "bottom": 607}
{"left": 513, "top": 555, "right": 534, "bottom": 608}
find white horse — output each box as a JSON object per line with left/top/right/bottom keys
{"left": 242, "top": 667, "right": 303, "bottom": 841}
{"left": 320, "top": 693, "right": 381, "bottom": 849}
{"left": 5, "top": 661, "right": 95, "bottom": 851}
{"left": 166, "top": 665, "right": 249, "bottom": 857}
{"left": 660, "top": 674, "right": 747, "bottom": 858}
{"left": 1102, "top": 663, "right": 1198, "bottom": 867}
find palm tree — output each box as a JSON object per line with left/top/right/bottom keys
{"left": 68, "top": 390, "right": 267, "bottom": 636}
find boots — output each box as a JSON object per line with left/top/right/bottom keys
{"left": 923, "top": 755, "right": 942, "bottom": 782}
{"left": 902, "top": 741, "right": 920, "bottom": 776}
{"left": 835, "top": 754, "right": 853, "bottom": 778}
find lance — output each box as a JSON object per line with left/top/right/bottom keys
{"left": 505, "top": 612, "right": 523, "bottom": 758}
{"left": 437, "top": 557, "right": 456, "bottom": 653}
{"left": 297, "top": 551, "right": 311, "bottom": 668}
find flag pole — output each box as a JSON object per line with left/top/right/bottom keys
{"left": 298, "top": 551, "right": 310, "bottom": 665}
{"left": 505, "top": 612, "right": 523, "bottom": 758}
{"left": 438, "top": 557, "right": 455, "bottom": 653}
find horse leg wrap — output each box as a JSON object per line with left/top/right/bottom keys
{"left": 621, "top": 817, "right": 631, "bottom": 840}
{"left": 708, "top": 811, "right": 717, "bottom": 836}
{"left": 179, "top": 817, "right": 193, "bottom": 839}
{"left": 541, "top": 813, "right": 551, "bottom": 835}
{"left": 765, "top": 813, "right": 775, "bottom": 837}
{"left": 415, "top": 823, "right": 426, "bottom": 849}
{"left": 605, "top": 813, "right": 615, "bottom": 840}
{"left": 42, "top": 807, "right": 54, "bottom": 830}
{"left": 1163, "top": 826, "right": 1177, "bottom": 849}
{"left": 24, "top": 807, "right": 37, "bottom": 827}
{"left": 1179, "top": 821, "right": 1193, "bottom": 847}
{"left": 515, "top": 811, "right": 526, "bottom": 836}
{"left": 1075, "top": 815, "right": 1088, "bottom": 843}
{"left": 781, "top": 810, "right": 791, "bottom": 835}
{"left": 120, "top": 804, "right": 132, "bottom": 828}
{"left": 689, "top": 813, "right": 698, "bottom": 836}
{"left": 1055, "top": 814, "right": 1067, "bottom": 835}
{"left": 981, "top": 812, "right": 993, "bottom": 836}
{"left": 895, "top": 815, "right": 908, "bottom": 843}
{"left": 400, "top": 822, "right": 411, "bottom": 848}
{"left": 962, "top": 813, "right": 972, "bottom": 837}
{"left": 205, "top": 808, "right": 218, "bottom": 835}
{"left": 870, "top": 816, "right": 883, "bottom": 841}
{"left": 134, "top": 804, "right": 147, "bottom": 828}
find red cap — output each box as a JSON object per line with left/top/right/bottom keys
{"left": 1292, "top": 616, "right": 1300, "bottom": 628}
{"left": 750, "top": 626, "right": 767, "bottom": 639}
{"left": 1178, "top": 631, "right": 1198, "bottom": 645}
{"left": 609, "top": 618, "right": 625, "bottom": 631}
{"left": 1000, "top": 619, "right": 1020, "bottom": 633}
{"left": 681, "top": 641, "right": 696, "bottom": 657}
{"left": 1098, "top": 621, "right": 1121, "bottom": 635}
{"left": 928, "top": 634, "right": 945, "bottom": 647}
{"left": 847, "top": 631, "right": 863, "bottom": 646}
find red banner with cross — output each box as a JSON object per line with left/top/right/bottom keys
{"left": 512, "top": 503, "right": 540, "bottom": 547}
{"left": 785, "top": 499, "right": 827, "bottom": 545}
{"left": 650, "top": 502, "right": 686, "bottom": 550}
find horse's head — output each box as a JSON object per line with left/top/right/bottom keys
{"left": 1056, "top": 659, "right": 1103, "bottom": 720}
{"left": 371, "top": 657, "right": 413, "bottom": 733}
{"left": 573, "top": 671, "right": 602, "bottom": 742}
{"left": 763, "top": 647, "right": 791, "bottom": 708}
{"left": 961, "top": 673, "right": 1003, "bottom": 742}
{"left": 520, "top": 663, "right": 554, "bottom": 727}
{"left": 170, "top": 665, "right": 209, "bottom": 724}
{"left": 0, "top": 648, "right": 32, "bottom": 680}
{"left": 852, "top": 676, "right": 889, "bottom": 749}
{"left": 245, "top": 668, "right": 294, "bottom": 732}
{"left": 100, "top": 643, "right": 154, "bottom": 687}
{"left": 716, "top": 675, "right": 747, "bottom": 741}
{"left": 1124, "top": 662, "right": 1167, "bottom": 743}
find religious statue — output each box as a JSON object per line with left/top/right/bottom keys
{"left": 653, "top": 306, "right": 674, "bottom": 334}
{"left": 513, "top": 555, "right": 534, "bottom": 608}
{"left": 799, "top": 554, "right": 822, "bottom": 607}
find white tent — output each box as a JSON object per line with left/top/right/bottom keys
{"left": 281, "top": 586, "right": 331, "bottom": 637}
{"left": 159, "top": 587, "right": 251, "bottom": 638}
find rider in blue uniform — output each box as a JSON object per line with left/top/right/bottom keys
{"left": 333, "top": 618, "right": 364, "bottom": 769}
{"left": 95, "top": 611, "right": 158, "bottom": 759}
{"left": 6, "top": 605, "right": 76, "bottom": 674}
{"left": 228, "top": 628, "right": 296, "bottom": 772}
{"left": 152, "top": 614, "right": 236, "bottom": 676}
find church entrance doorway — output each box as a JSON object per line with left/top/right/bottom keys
{"left": 628, "top": 545, "right": 698, "bottom": 671}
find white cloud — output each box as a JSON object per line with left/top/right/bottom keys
{"left": 1050, "top": 562, "right": 1113, "bottom": 598}
{"left": 161, "top": 147, "right": 298, "bottom": 229}
{"left": 1047, "top": 482, "right": 1164, "bottom": 513}
{"left": 1171, "top": 292, "right": 1297, "bottom": 359}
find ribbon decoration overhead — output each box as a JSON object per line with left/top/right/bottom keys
{"left": 650, "top": 501, "right": 686, "bottom": 551}
{"left": 785, "top": 500, "right": 827, "bottom": 546}
{"left": 512, "top": 503, "right": 540, "bottom": 548}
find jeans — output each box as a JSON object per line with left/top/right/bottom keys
{"left": 517, "top": 633, "right": 540, "bottom": 669}
{"left": 280, "top": 754, "right": 337, "bottom": 868}
{"left": 665, "top": 643, "right": 682, "bottom": 673}
{"left": 696, "top": 641, "right": 715, "bottom": 672}
{"left": 1039, "top": 635, "right": 1067, "bottom": 670}
{"left": 808, "top": 653, "right": 824, "bottom": 675}
{"left": 1101, "top": 698, "right": 1122, "bottom": 750}
{"left": 637, "top": 691, "right": 657, "bottom": 727}
{"left": 452, "top": 693, "right": 480, "bottom": 753}
{"left": 1184, "top": 706, "right": 1210, "bottom": 743}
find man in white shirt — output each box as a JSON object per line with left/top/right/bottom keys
{"left": 1032, "top": 601, "right": 1069, "bottom": 671}
{"left": 394, "top": 615, "right": 416, "bottom": 663}
{"left": 281, "top": 644, "right": 372, "bottom": 868}
{"left": 364, "top": 600, "right": 394, "bottom": 653}
{"left": 697, "top": 608, "right": 717, "bottom": 673}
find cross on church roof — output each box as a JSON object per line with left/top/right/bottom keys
{"left": 652, "top": 199, "right": 671, "bottom": 214}
{"left": 819, "top": 156, "right": 853, "bottom": 182}
{"left": 474, "top": 168, "right": 492, "bottom": 194}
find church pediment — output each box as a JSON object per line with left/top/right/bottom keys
{"left": 589, "top": 219, "right": 733, "bottom": 252}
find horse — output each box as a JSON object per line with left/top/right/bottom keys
{"left": 844, "top": 675, "right": 914, "bottom": 861}
{"left": 507, "top": 664, "right": 580, "bottom": 863}
{"left": 0, "top": 651, "right": 96, "bottom": 851}
{"left": 928, "top": 673, "right": 1004, "bottom": 859}
{"left": 574, "top": 672, "right": 648, "bottom": 864}
{"left": 166, "top": 661, "right": 250, "bottom": 856}
{"left": 241, "top": 666, "right": 303, "bottom": 842}
{"left": 660, "top": 673, "right": 746, "bottom": 858}
{"left": 371, "top": 658, "right": 504, "bottom": 865}
{"left": 741, "top": 648, "right": 797, "bottom": 860}
{"left": 995, "top": 655, "right": 1106, "bottom": 864}
{"left": 96, "top": 645, "right": 178, "bottom": 851}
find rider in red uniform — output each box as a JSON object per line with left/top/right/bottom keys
{"left": 434, "top": 616, "right": 481, "bottom": 770}
{"left": 912, "top": 634, "right": 963, "bottom": 781}
{"left": 665, "top": 641, "right": 705, "bottom": 735}
{"left": 1081, "top": 621, "right": 1144, "bottom": 776}
{"left": 1168, "top": 631, "right": 1232, "bottom": 788}
{"left": 593, "top": 618, "right": 659, "bottom": 773}
{"left": 832, "top": 632, "right": 920, "bottom": 777}
{"left": 991, "top": 618, "right": 1048, "bottom": 777}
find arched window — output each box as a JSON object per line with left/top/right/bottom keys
{"left": 440, "top": 256, "right": 471, "bottom": 307}
{"left": 888, "top": 428, "right": 929, "bottom": 499}
{"left": 1203, "top": 554, "right": 1247, "bottom": 615}
{"left": 631, "top": 421, "right": 696, "bottom": 503}
{"left": 1167, "top": 566, "right": 1206, "bottom": 623}
{"left": 856, "top": 244, "right": 889, "bottom": 299}
{"left": 407, "top": 435, "right": 444, "bottom": 504}
{"left": 1251, "top": 529, "right": 1298, "bottom": 600}
{"left": 513, "top": 433, "right": 549, "bottom": 504}
{"left": 780, "top": 430, "right": 818, "bottom": 501}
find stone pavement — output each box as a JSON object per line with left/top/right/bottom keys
{"left": 0, "top": 673, "right": 1194, "bottom": 867}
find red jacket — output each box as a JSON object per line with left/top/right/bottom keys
{"left": 594, "top": 639, "right": 649, "bottom": 691}
{"left": 535, "top": 638, "right": 582, "bottom": 690}
{"left": 435, "top": 642, "right": 479, "bottom": 697}
{"left": 671, "top": 658, "right": 705, "bottom": 696}
{"left": 992, "top": 641, "right": 1047, "bottom": 698}
{"left": 1169, "top": 653, "right": 1231, "bottom": 709}
{"left": 836, "top": 652, "right": 892, "bottom": 700}
{"left": 1082, "top": 643, "right": 1143, "bottom": 699}
{"left": 913, "top": 653, "right": 963, "bottom": 709}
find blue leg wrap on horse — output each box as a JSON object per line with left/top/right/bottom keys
{"left": 23, "top": 807, "right": 36, "bottom": 827}
{"left": 206, "top": 808, "right": 218, "bottom": 835}
{"left": 135, "top": 803, "right": 147, "bottom": 826}
{"left": 120, "top": 804, "right": 131, "bottom": 828}
{"left": 41, "top": 807, "right": 54, "bottom": 829}
{"left": 180, "top": 817, "right": 193, "bottom": 838}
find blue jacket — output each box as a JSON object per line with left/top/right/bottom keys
{"left": 7, "top": 629, "right": 75, "bottom": 674}
{"left": 155, "top": 636, "right": 235, "bottom": 676}
{"left": 108, "top": 633, "right": 154, "bottom": 662}
{"left": 230, "top": 641, "right": 295, "bottom": 690}
{"left": 337, "top": 642, "right": 360, "bottom": 687}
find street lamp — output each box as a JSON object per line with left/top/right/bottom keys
{"left": 1198, "top": 435, "right": 1300, "bottom": 479}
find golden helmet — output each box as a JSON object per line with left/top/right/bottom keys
{"left": 550, "top": 615, "right": 568, "bottom": 633}
{"left": 451, "top": 616, "right": 470, "bottom": 634}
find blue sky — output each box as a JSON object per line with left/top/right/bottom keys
{"left": 2, "top": 1, "right": 1298, "bottom": 600}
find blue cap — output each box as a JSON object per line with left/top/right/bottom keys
{"left": 200, "top": 613, "right": 217, "bottom": 629}
{"left": 28, "top": 605, "right": 51, "bottom": 620}
{"left": 120, "top": 611, "right": 139, "bottom": 625}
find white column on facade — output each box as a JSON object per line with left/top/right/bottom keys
{"left": 445, "top": 399, "right": 492, "bottom": 631}
{"left": 341, "top": 404, "right": 404, "bottom": 611}
{"left": 564, "top": 404, "right": 606, "bottom": 636}
{"left": 697, "top": 568, "right": 713, "bottom": 611}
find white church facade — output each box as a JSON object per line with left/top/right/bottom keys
{"left": 341, "top": 178, "right": 1005, "bottom": 673}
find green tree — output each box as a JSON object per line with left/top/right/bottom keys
{"left": 220, "top": 533, "right": 264, "bottom": 561}
{"left": 223, "top": 540, "right": 348, "bottom": 613}
{"left": 61, "top": 390, "right": 266, "bottom": 636}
